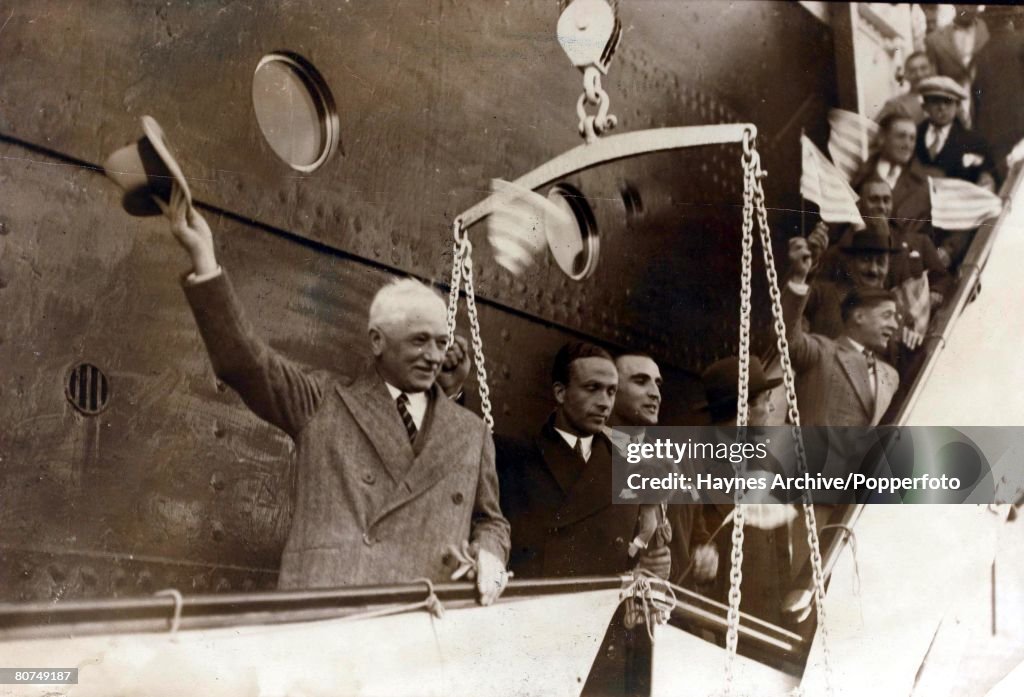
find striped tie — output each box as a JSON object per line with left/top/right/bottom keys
{"left": 396, "top": 393, "right": 417, "bottom": 443}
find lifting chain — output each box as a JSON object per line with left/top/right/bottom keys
{"left": 445, "top": 218, "right": 495, "bottom": 431}
{"left": 576, "top": 69, "right": 618, "bottom": 143}
{"left": 722, "top": 131, "right": 834, "bottom": 696}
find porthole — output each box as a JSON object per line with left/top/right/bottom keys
{"left": 252, "top": 52, "right": 340, "bottom": 173}
{"left": 65, "top": 363, "right": 110, "bottom": 416}
{"left": 545, "top": 183, "right": 599, "bottom": 280}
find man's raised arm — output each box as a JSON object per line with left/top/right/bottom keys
{"left": 166, "top": 188, "right": 325, "bottom": 438}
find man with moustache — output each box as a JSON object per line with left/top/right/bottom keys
{"left": 604, "top": 353, "right": 718, "bottom": 589}
{"left": 496, "top": 342, "right": 668, "bottom": 579}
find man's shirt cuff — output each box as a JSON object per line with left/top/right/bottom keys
{"left": 184, "top": 266, "right": 223, "bottom": 286}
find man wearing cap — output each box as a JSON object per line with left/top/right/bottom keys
{"left": 604, "top": 353, "right": 718, "bottom": 589}
{"left": 495, "top": 342, "right": 667, "bottom": 579}
{"left": 162, "top": 193, "right": 510, "bottom": 604}
{"left": 915, "top": 75, "right": 997, "bottom": 190}
{"left": 784, "top": 238, "right": 901, "bottom": 427}
{"left": 877, "top": 51, "right": 935, "bottom": 125}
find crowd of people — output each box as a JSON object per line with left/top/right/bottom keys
{"left": 148, "top": 4, "right": 1022, "bottom": 644}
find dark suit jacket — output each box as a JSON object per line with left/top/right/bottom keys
{"left": 926, "top": 20, "right": 989, "bottom": 85}
{"left": 973, "top": 29, "right": 1024, "bottom": 180}
{"left": 915, "top": 118, "right": 996, "bottom": 184}
{"left": 185, "top": 271, "right": 510, "bottom": 589}
{"left": 496, "top": 418, "right": 638, "bottom": 578}
{"left": 783, "top": 284, "right": 899, "bottom": 427}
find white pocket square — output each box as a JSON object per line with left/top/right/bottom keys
{"left": 962, "top": 153, "right": 985, "bottom": 168}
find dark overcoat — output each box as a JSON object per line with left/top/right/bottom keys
{"left": 495, "top": 419, "right": 638, "bottom": 578}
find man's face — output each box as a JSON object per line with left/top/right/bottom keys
{"left": 880, "top": 119, "right": 917, "bottom": 165}
{"left": 905, "top": 56, "right": 933, "bottom": 88}
{"left": 369, "top": 299, "right": 448, "bottom": 393}
{"left": 860, "top": 181, "right": 893, "bottom": 219}
{"left": 554, "top": 357, "right": 618, "bottom": 435}
{"left": 612, "top": 355, "right": 663, "bottom": 427}
{"left": 924, "top": 96, "right": 958, "bottom": 128}
{"left": 852, "top": 300, "right": 900, "bottom": 353}
{"left": 845, "top": 252, "right": 890, "bottom": 289}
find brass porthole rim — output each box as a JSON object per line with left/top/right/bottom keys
{"left": 253, "top": 51, "right": 341, "bottom": 173}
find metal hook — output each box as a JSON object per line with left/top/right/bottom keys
{"left": 154, "top": 588, "right": 184, "bottom": 634}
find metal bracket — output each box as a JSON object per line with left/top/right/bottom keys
{"left": 456, "top": 123, "right": 757, "bottom": 230}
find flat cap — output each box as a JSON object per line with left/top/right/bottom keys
{"left": 918, "top": 76, "right": 968, "bottom": 101}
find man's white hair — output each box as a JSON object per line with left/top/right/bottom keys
{"left": 368, "top": 277, "right": 447, "bottom": 331}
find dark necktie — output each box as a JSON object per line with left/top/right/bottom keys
{"left": 396, "top": 393, "right": 418, "bottom": 443}
{"left": 928, "top": 127, "right": 942, "bottom": 159}
{"left": 573, "top": 437, "right": 586, "bottom": 461}
{"left": 863, "top": 349, "right": 877, "bottom": 374}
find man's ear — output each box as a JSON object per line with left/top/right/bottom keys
{"left": 368, "top": 327, "right": 386, "bottom": 358}
{"left": 553, "top": 382, "right": 567, "bottom": 406}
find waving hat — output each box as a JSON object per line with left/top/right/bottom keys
{"left": 103, "top": 116, "right": 192, "bottom": 216}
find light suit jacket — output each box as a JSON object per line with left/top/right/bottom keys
{"left": 185, "top": 271, "right": 510, "bottom": 589}
{"left": 782, "top": 285, "right": 899, "bottom": 427}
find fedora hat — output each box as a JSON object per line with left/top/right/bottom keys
{"left": 700, "top": 356, "right": 782, "bottom": 414}
{"left": 103, "top": 116, "right": 192, "bottom": 217}
{"left": 840, "top": 219, "right": 899, "bottom": 255}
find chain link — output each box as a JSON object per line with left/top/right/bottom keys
{"left": 459, "top": 244, "right": 495, "bottom": 431}
{"left": 575, "top": 67, "right": 618, "bottom": 143}
{"left": 445, "top": 219, "right": 467, "bottom": 352}
{"left": 723, "top": 134, "right": 758, "bottom": 695}
{"left": 444, "top": 218, "right": 495, "bottom": 431}
{"left": 746, "top": 140, "right": 834, "bottom": 696}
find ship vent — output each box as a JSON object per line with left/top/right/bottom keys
{"left": 65, "top": 363, "right": 110, "bottom": 415}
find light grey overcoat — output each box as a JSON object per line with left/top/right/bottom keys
{"left": 185, "top": 272, "right": 510, "bottom": 588}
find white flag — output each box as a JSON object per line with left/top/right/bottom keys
{"left": 485, "top": 179, "right": 571, "bottom": 276}
{"left": 801, "top": 135, "right": 865, "bottom": 227}
{"left": 928, "top": 177, "right": 1003, "bottom": 230}
{"left": 828, "top": 108, "right": 879, "bottom": 182}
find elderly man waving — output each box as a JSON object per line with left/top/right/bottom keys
{"left": 165, "top": 188, "right": 510, "bottom": 604}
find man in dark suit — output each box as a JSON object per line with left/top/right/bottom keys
{"left": 973, "top": 7, "right": 1024, "bottom": 181}
{"left": 853, "top": 113, "right": 933, "bottom": 242}
{"left": 915, "top": 76, "right": 997, "bottom": 189}
{"left": 604, "top": 352, "right": 718, "bottom": 589}
{"left": 496, "top": 342, "right": 666, "bottom": 579}
{"left": 165, "top": 190, "right": 509, "bottom": 603}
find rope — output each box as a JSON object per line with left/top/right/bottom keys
{"left": 620, "top": 569, "right": 677, "bottom": 643}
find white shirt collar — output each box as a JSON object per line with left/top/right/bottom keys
{"left": 604, "top": 426, "right": 645, "bottom": 454}
{"left": 846, "top": 337, "right": 867, "bottom": 354}
{"left": 384, "top": 382, "right": 428, "bottom": 430}
{"left": 554, "top": 427, "right": 594, "bottom": 462}
{"left": 876, "top": 159, "right": 902, "bottom": 187}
